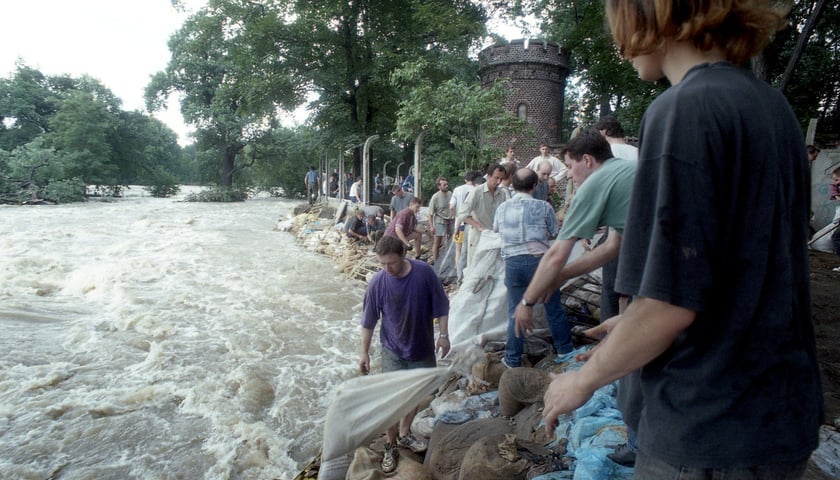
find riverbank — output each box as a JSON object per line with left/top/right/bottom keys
{"left": 284, "top": 200, "right": 840, "bottom": 480}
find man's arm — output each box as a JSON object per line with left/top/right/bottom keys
{"left": 463, "top": 216, "right": 483, "bottom": 231}
{"left": 542, "top": 297, "right": 695, "bottom": 433}
{"left": 559, "top": 230, "right": 621, "bottom": 281}
{"left": 359, "top": 327, "right": 374, "bottom": 375}
{"left": 435, "top": 315, "right": 450, "bottom": 358}
{"left": 428, "top": 194, "right": 436, "bottom": 232}
{"left": 513, "top": 238, "right": 576, "bottom": 335}
{"left": 395, "top": 225, "right": 411, "bottom": 245}
{"left": 526, "top": 238, "right": 576, "bottom": 300}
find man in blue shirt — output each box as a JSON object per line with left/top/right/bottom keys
{"left": 304, "top": 166, "right": 319, "bottom": 204}
{"left": 494, "top": 168, "right": 572, "bottom": 367}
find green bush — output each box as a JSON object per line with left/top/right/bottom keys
{"left": 42, "top": 177, "right": 87, "bottom": 203}
{"left": 145, "top": 166, "right": 182, "bottom": 198}
{"left": 183, "top": 186, "right": 250, "bottom": 202}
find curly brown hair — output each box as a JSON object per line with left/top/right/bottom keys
{"left": 605, "top": 0, "right": 790, "bottom": 65}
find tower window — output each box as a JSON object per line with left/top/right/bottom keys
{"left": 517, "top": 103, "right": 528, "bottom": 120}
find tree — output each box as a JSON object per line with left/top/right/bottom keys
{"left": 1, "top": 65, "right": 184, "bottom": 200}
{"left": 0, "top": 64, "right": 58, "bottom": 151}
{"left": 146, "top": 1, "right": 301, "bottom": 188}
{"left": 113, "top": 111, "right": 183, "bottom": 187}
{"left": 44, "top": 89, "right": 118, "bottom": 187}
{"left": 392, "top": 58, "right": 527, "bottom": 177}
{"left": 514, "top": 0, "right": 838, "bottom": 144}
{"left": 285, "top": 0, "right": 489, "bottom": 174}
{"left": 762, "top": 0, "right": 840, "bottom": 145}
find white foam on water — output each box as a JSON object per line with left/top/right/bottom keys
{"left": 0, "top": 193, "right": 364, "bottom": 479}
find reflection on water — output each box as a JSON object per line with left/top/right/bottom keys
{"left": 0, "top": 189, "right": 364, "bottom": 479}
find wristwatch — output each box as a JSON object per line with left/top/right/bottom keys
{"left": 521, "top": 298, "right": 537, "bottom": 307}
{"left": 439, "top": 333, "right": 449, "bottom": 339}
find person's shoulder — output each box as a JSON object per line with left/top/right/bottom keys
{"left": 410, "top": 259, "right": 439, "bottom": 279}
{"left": 367, "top": 270, "right": 388, "bottom": 288}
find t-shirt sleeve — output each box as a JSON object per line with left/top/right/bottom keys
{"left": 361, "top": 277, "right": 381, "bottom": 329}
{"left": 557, "top": 180, "right": 602, "bottom": 240}
{"left": 458, "top": 189, "right": 476, "bottom": 222}
{"left": 546, "top": 204, "right": 560, "bottom": 237}
{"left": 427, "top": 269, "right": 450, "bottom": 318}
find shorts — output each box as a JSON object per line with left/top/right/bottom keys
{"left": 434, "top": 220, "right": 451, "bottom": 237}
{"left": 381, "top": 347, "right": 437, "bottom": 373}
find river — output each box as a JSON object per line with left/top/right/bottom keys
{"left": 0, "top": 187, "right": 365, "bottom": 479}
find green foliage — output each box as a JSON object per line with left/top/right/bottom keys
{"left": 146, "top": 1, "right": 300, "bottom": 187}
{"left": 144, "top": 166, "right": 182, "bottom": 198}
{"left": 0, "top": 64, "right": 184, "bottom": 200}
{"left": 41, "top": 177, "right": 86, "bottom": 203}
{"left": 762, "top": 0, "right": 840, "bottom": 146}
{"left": 183, "top": 185, "right": 250, "bottom": 202}
{"left": 392, "top": 58, "right": 529, "bottom": 173}
{"left": 525, "top": 0, "right": 837, "bottom": 141}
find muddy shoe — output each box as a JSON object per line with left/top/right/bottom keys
{"left": 607, "top": 443, "right": 636, "bottom": 467}
{"left": 381, "top": 442, "right": 399, "bottom": 473}
{"left": 397, "top": 433, "right": 427, "bottom": 453}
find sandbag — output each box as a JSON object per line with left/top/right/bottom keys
{"left": 316, "top": 454, "right": 353, "bottom": 480}
{"left": 346, "top": 446, "right": 431, "bottom": 480}
{"left": 466, "top": 351, "right": 507, "bottom": 395}
{"left": 425, "top": 417, "right": 513, "bottom": 480}
{"left": 457, "top": 433, "right": 530, "bottom": 480}
{"left": 498, "top": 368, "right": 552, "bottom": 417}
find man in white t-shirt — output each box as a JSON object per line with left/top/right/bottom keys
{"left": 525, "top": 144, "right": 567, "bottom": 182}
{"left": 596, "top": 115, "right": 638, "bottom": 162}
{"left": 449, "top": 170, "right": 480, "bottom": 279}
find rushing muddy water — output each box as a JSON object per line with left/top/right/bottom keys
{"left": 0, "top": 188, "right": 364, "bottom": 479}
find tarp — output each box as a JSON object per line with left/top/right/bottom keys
{"left": 810, "top": 205, "right": 840, "bottom": 253}
{"left": 811, "top": 150, "right": 840, "bottom": 231}
{"left": 321, "top": 348, "right": 483, "bottom": 462}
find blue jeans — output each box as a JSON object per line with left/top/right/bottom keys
{"left": 504, "top": 254, "right": 573, "bottom": 367}
{"left": 633, "top": 452, "right": 808, "bottom": 479}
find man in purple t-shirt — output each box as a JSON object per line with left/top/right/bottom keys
{"left": 359, "top": 236, "right": 449, "bottom": 473}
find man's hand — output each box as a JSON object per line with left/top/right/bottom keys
{"left": 436, "top": 337, "right": 450, "bottom": 358}
{"left": 359, "top": 353, "right": 370, "bottom": 375}
{"left": 514, "top": 304, "right": 535, "bottom": 338}
{"left": 542, "top": 371, "right": 595, "bottom": 435}
{"left": 572, "top": 316, "right": 619, "bottom": 361}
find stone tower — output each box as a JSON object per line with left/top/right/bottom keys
{"left": 478, "top": 39, "right": 570, "bottom": 158}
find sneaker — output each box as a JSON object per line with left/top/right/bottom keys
{"left": 397, "top": 433, "right": 427, "bottom": 453}
{"left": 607, "top": 443, "right": 637, "bottom": 467}
{"left": 381, "top": 442, "right": 399, "bottom": 473}
{"left": 833, "top": 266, "right": 840, "bottom": 272}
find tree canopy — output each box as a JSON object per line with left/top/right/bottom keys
{"left": 0, "top": 63, "right": 183, "bottom": 203}
{"left": 2, "top": 0, "right": 836, "bottom": 203}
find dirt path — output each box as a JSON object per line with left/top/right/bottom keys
{"left": 807, "top": 250, "right": 840, "bottom": 479}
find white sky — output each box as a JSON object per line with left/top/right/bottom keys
{"left": 1, "top": 0, "right": 204, "bottom": 145}
{"left": 1, "top": 1, "right": 534, "bottom": 147}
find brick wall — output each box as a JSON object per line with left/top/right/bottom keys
{"left": 478, "top": 39, "right": 570, "bottom": 161}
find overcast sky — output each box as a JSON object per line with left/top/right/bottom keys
{"left": 2, "top": 1, "right": 532, "bottom": 146}
{"left": 1, "top": 0, "right": 203, "bottom": 144}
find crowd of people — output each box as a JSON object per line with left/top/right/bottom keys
{"left": 304, "top": 1, "right": 834, "bottom": 477}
